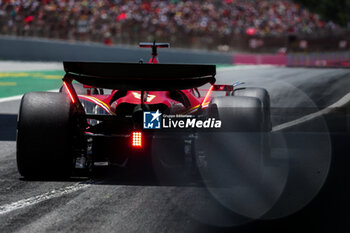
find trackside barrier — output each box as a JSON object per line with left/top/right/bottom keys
{"left": 233, "top": 52, "right": 350, "bottom": 67}
{"left": 0, "top": 36, "right": 232, "bottom": 64}
{"left": 287, "top": 51, "right": 350, "bottom": 67}
{"left": 233, "top": 54, "right": 287, "bottom": 66}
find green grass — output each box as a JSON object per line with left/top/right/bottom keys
{"left": 0, "top": 70, "right": 64, "bottom": 98}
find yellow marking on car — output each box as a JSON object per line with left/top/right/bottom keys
{"left": 182, "top": 104, "right": 201, "bottom": 114}
{"left": 0, "top": 82, "right": 17, "bottom": 86}
{"left": 80, "top": 95, "right": 116, "bottom": 115}
{"left": 86, "top": 96, "right": 111, "bottom": 111}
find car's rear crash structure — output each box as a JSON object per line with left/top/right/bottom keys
{"left": 17, "top": 43, "right": 271, "bottom": 185}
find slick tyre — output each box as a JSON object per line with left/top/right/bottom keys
{"left": 233, "top": 87, "right": 272, "bottom": 157}
{"left": 197, "top": 96, "right": 269, "bottom": 187}
{"left": 233, "top": 87, "right": 271, "bottom": 131}
{"left": 17, "top": 92, "right": 75, "bottom": 179}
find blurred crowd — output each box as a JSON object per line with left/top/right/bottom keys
{"left": 0, "top": 0, "right": 342, "bottom": 48}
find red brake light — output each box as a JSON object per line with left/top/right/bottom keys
{"left": 132, "top": 132, "right": 142, "bottom": 147}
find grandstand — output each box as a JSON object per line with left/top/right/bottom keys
{"left": 0, "top": 0, "right": 347, "bottom": 51}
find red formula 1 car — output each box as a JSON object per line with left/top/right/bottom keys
{"left": 17, "top": 42, "right": 271, "bottom": 183}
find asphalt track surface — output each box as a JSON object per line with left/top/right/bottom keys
{"left": 0, "top": 66, "right": 349, "bottom": 232}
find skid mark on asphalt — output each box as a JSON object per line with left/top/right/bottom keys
{"left": 0, "top": 182, "right": 91, "bottom": 215}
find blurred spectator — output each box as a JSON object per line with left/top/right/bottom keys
{"left": 0, "top": 0, "right": 343, "bottom": 49}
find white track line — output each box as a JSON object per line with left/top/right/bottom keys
{"left": 0, "top": 61, "right": 62, "bottom": 72}
{"left": 0, "top": 94, "right": 24, "bottom": 103}
{"left": 0, "top": 89, "right": 59, "bottom": 103}
{"left": 273, "top": 91, "right": 350, "bottom": 131}
{"left": 0, "top": 183, "right": 90, "bottom": 215}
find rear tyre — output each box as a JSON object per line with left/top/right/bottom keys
{"left": 17, "top": 92, "right": 75, "bottom": 179}
{"left": 233, "top": 87, "right": 271, "bottom": 131}
{"left": 233, "top": 87, "right": 271, "bottom": 159}
{"left": 197, "top": 96, "right": 270, "bottom": 187}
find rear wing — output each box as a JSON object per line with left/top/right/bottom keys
{"left": 139, "top": 42, "right": 169, "bottom": 48}
{"left": 63, "top": 62, "right": 216, "bottom": 91}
